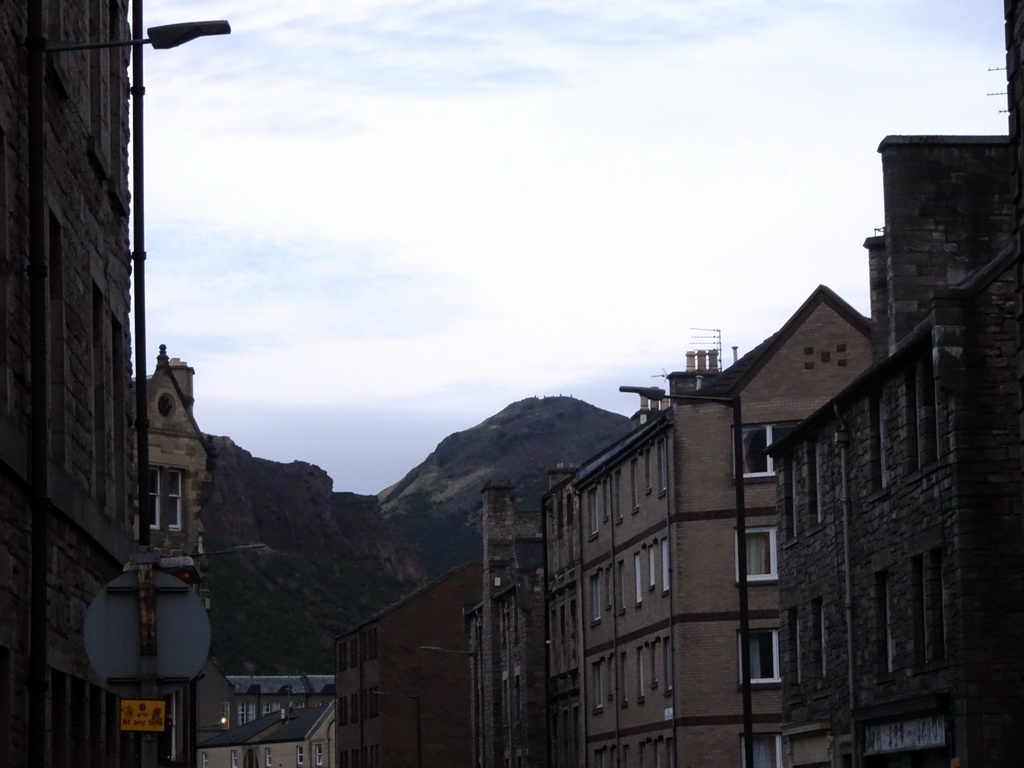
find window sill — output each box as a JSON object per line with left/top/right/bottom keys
{"left": 911, "top": 658, "right": 948, "bottom": 676}
{"left": 632, "top": 507, "right": 640, "bottom": 515}
{"left": 588, "top": 532, "right": 599, "bottom": 541}
{"left": 636, "top": 695, "right": 645, "bottom": 705}
{"left": 741, "top": 577, "right": 778, "bottom": 587}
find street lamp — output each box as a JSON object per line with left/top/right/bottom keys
{"left": 374, "top": 691, "right": 422, "bottom": 768}
{"left": 25, "top": 9, "right": 229, "bottom": 768}
{"left": 619, "top": 385, "right": 755, "bottom": 768}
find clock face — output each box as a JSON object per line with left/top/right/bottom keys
{"left": 157, "top": 394, "right": 174, "bottom": 417}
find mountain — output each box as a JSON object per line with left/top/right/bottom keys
{"left": 379, "top": 396, "right": 632, "bottom": 576}
{"left": 199, "top": 438, "right": 422, "bottom": 674}
{"left": 199, "top": 396, "right": 632, "bottom": 672}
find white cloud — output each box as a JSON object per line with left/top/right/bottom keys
{"left": 136, "top": 0, "right": 1007, "bottom": 492}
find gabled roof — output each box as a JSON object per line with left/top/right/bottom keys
{"left": 263, "top": 703, "right": 334, "bottom": 743}
{"left": 698, "top": 285, "right": 869, "bottom": 397}
{"left": 198, "top": 702, "right": 335, "bottom": 748}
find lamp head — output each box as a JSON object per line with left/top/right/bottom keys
{"left": 147, "top": 20, "right": 231, "bottom": 49}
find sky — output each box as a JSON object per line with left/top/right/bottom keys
{"left": 137, "top": 0, "right": 1008, "bottom": 495}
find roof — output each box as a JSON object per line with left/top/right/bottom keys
{"left": 768, "top": 245, "right": 1015, "bottom": 455}
{"left": 696, "top": 285, "right": 869, "bottom": 398}
{"left": 226, "top": 674, "right": 335, "bottom": 696}
{"left": 198, "top": 702, "right": 335, "bottom": 748}
{"left": 264, "top": 704, "right": 334, "bottom": 743}
{"left": 335, "top": 560, "right": 482, "bottom": 639}
{"left": 574, "top": 409, "right": 674, "bottom": 486}
{"left": 198, "top": 711, "right": 282, "bottom": 747}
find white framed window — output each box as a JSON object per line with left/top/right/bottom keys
{"left": 315, "top": 744, "right": 324, "bottom": 767}
{"left": 201, "top": 754, "right": 208, "bottom": 768}
{"left": 742, "top": 630, "right": 780, "bottom": 683}
{"left": 590, "top": 572, "right": 602, "bottom": 622}
{"left": 236, "top": 702, "right": 246, "bottom": 725}
{"left": 741, "top": 734, "right": 782, "bottom": 768}
{"left": 660, "top": 537, "right": 670, "bottom": 592}
{"left": 262, "top": 701, "right": 272, "bottom": 714}
{"left": 264, "top": 748, "right": 272, "bottom": 768}
{"left": 149, "top": 467, "right": 183, "bottom": 530}
{"left": 230, "top": 751, "right": 238, "bottom": 768}
{"left": 296, "top": 745, "right": 305, "bottom": 766}
{"left": 741, "top": 423, "right": 796, "bottom": 476}
{"left": 634, "top": 553, "right": 643, "bottom": 605}
{"left": 246, "top": 702, "right": 256, "bottom": 721}
{"left": 220, "top": 701, "right": 230, "bottom": 723}
{"left": 739, "top": 527, "right": 777, "bottom": 582}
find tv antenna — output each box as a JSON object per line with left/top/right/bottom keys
{"left": 689, "top": 327, "right": 722, "bottom": 364}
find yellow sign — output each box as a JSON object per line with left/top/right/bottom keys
{"left": 120, "top": 699, "right": 167, "bottom": 732}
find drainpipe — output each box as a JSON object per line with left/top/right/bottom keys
{"left": 834, "top": 404, "right": 857, "bottom": 764}
{"left": 26, "top": 2, "right": 51, "bottom": 767}
{"left": 664, "top": 424, "right": 679, "bottom": 766}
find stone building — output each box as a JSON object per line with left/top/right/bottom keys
{"left": 1, "top": 2, "right": 135, "bottom": 767}
{"left": 335, "top": 561, "right": 481, "bottom": 768}
{"left": 466, "top": 482, "right": 548, "bottom": 768}
{"left": 197, "top": 700, "right": 336, "bottom": 768}
{"left": 543, "top": 286, "right": 872, "bottom": 768}
{"left": 770, "top": 137, "right": 1024, "bottom": 767}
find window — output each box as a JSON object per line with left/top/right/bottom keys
{"left": 263, "top": 701, "right": 272, "bottom": 714}
{"left": 634, "top": 553, "right": 643, "bottom": 605}
{"left": 630, "top": 458, "right": 639, "bottom": 510}
{"left": 811, "top": 597, "right": 826, "bottom": 678}
{"left": 870, "top": 392, "right": 889, "bottom": 489}
{"left": 617, "top": 560, "right": 625, "bottom": 611}
{"left": 236, "top": 702, "right": 246, "bottom": 726}
{"left": 247, "top": 702, "right": 255, "bottom": 722}
{"left": 660, "top": 537, "right": 670, "bottom": 592}
{"left": 644, "top": 447, "right": 652, "bottom": 490}
{"left": 588, "top": 487, "right": 599, "bottom": 536}
{"left": 741, "top": 423, "right": 795, "bottom": 476}
{"left": 201, "top": 754, "right": 208, "bottom": 768}
{"left": 315, "top": 744, "right": 324, "bottom": 766}
{"left": 786, "top": 608, "right": 801, "bottom": 684}
{"left": 149, "top": 467, "right": 183, "bottom": 531}
{"left": 783, "top": 454, "right": 797, "bottom": 538}
{"left": 740, "top": 528, "right": 777, "bottom": 582}
{"left": 657, "top": 438, "right": 668, "bottom": 492}
{"left": 230, "top": 751, "right": 238, "bottom": 768}
{"left": 741, "top": 734, "right": 782, "bottom": 768}
{"left": 612, "top": 470, "right": 622, "bottom": 520}
{"left": 649, "top": 639, "right": 659, "bottom": 688}
{"left": 744, "top": 630, "right": 780, "bottom": 683}
{"left": 220, "top": 701, "right": 230, "bottom": 724}
{"left": 296, "top": 745, "right": 305, "bottom": 766}
{"left": 807, "top": 440, "right": 822, "bottom": 525}
{"left": 264, "top": 748, "right": 272, "bottom": 768}
{"left": 592, "top": 659, "right": 604, "bottom": 707}
{"left": 876, "top": 570, "right": 894, "bottom": 673}
{"left": 913, "top": 550, "right": 946, "bottom": 664}
{"left": 662, "top": 636, "right": 673, "bottom": 691}
{"left": 636, "top": 647, "right": 645, "bottom": 698}
{"left": 648, "top": 543, "right": 657, "bottom": 590}
{"left": 620, "top": 651, "right": 628, "bottom": 704}
{"left": 590, "top": 572, "right": 602, "bottom": 622}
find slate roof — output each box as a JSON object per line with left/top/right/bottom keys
{"left": 197, "top": 702, "right": 334, "bottom": 748}
{"left": 198, "top": 711, "right": 282, "bottom": 747}
{"left": 226, "top": 674, "right": 334, "bottom": 696}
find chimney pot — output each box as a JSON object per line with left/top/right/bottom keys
{"left": 686, "top": 351, "right": 696, "bottom": 371}
{"left": 697, "top": 350, "right": 707, "bottom": 371}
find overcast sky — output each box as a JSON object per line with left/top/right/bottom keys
{"left": 137, "top": 0, "right": 1007, "bottom": 495}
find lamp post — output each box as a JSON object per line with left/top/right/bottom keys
{"left": 374, "top": 691, "right": 422, "bottom": 768}
{"left": 619, "top": 385, "right": 755, "bottom": 768}
{"left": 25, "top": 10, "right": 229, "bottom": 768}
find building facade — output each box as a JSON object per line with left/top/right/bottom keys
{"left": 197, "top": 700, "right": 336, "bottom": 768}
{"left": 771, "top": 137, "right": 1024, "bottom": 768}
{"left": 1, "top": 2, "right": 135, "bottom": 767}
{"left": 335, "top": 561, "right": 482, "bottom": 768}
{"left": 544, "top": 287, "right": 872, "bottom": 768}
{"left": 466, "top": 482, "right": 548, "bottom": 768}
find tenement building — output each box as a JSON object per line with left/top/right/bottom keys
{"left": 336, "top": 561, "right": 481, "bottom": 768}
{"left": 770, "top": 136, "right": 1024, "bottom": 767}
{"left": 544, "top": 287, "right": 872, "bottom": 768}
{"left": 467, "top": 482, "right": 548, "bottom": 768}
{"left": 1, "top": 2, "right": 136, "bottom": 767}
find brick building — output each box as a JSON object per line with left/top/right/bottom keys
{"left": 543, "top": 286, "right": 872, "bottom": 768}
{"left": 466, "top": 482, "right": 548, "bottom": 768}
{"left": 335, "top": 561, "right": 481, "bottom": 768}
{"left": 770, "top": 137, "right": 1024, "bottom": 768}
{"left": 1, "top": 2, "right": 136, "bottom": 767}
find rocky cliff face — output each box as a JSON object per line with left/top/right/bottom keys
{"left": 201, "top": 437, "right": 424, "bottom": 582}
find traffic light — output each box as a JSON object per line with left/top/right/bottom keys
{"left": 157, "top": 555, "right": 201, "bottom": 585}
